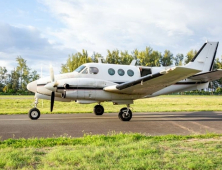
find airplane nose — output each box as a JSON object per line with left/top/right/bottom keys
{"left": 27, "top": 80, "right": 37, "bottom": 93}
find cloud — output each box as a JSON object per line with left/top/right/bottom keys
{"left": 0, "top": 23, "right": 75, "bottom": 75}
{"left": 0, "top": 23, "right": 50, "bottom": 51}
{"left": 1, "top": 0, "right": 222, "bottom": 77}
{"left": 39, "top": 0, "right": 222, "bottom": 57}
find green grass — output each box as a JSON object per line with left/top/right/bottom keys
{"left": 1, "top": 95, "right": 222, "bottom": 114}
{"left": 0, "top": 133, "right": 222, "bottom": 169}
{"left": 1, "top": 96, "right": 222, "bottom": 169}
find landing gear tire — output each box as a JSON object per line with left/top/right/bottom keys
{"left": 118, "top": 107, "right": 132, "bottom": 121}
{"left": 29, "top": 108, "right": 40, "bottom": 120}
{"left": 94, "top": 105, "right": 104, "bottom": 115}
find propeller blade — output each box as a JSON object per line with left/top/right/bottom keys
{"left": 50, "top": 65, "right": 54, "bottom": 82}
{"left": 50, "top": 92, "right": 55, "bottom": 112}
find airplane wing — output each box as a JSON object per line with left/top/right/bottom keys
{"left": 189, "top": 69, "right": 222, "bottom": 82}
{"left": 104, "top": 67, "right": 200, "bottom": 95}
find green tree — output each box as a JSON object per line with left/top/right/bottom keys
{"left": 106, "top": 50, "right": 120, "bottom": 64}
{"left": 120, "top": 51, "right": 134, "bottom": 65}
{"left": 9, "top": 69, "right": 20, "bottom": 92}
{"left": 16, "top": 56, "right": 31, "bottom": 91}
{"left": 30, "top": 70, "right": 40, "bottom": 82}
{"left": 184, "top": 50, "right": 197, "bottom": 64}
{"left": 137, "top": 47, "right": 161, "bottom": 67}
{"left": 213, "top": 57, "right": 222, "bottom": 70}
{"left": 137, "top": 47, "right": 152, "bottom": 66}
{"left": 174, "top": 54, "right": 184, "bottom": 66}
{"left": 0, "top": 66, "right": 7, "bottom": 91}
{"left": 1, "top": 56, "right": 39, "bottom": 93}
{"left": 61, "top": 50, "right": 92, "bottom": 73}
{"left": 161, "top": 50, "right": 174, "bottom": 66}
{"left": 211, "top": 57, "right": 222, "bottom": 90}
{"left": 91, "top": 52, "right": 103, "bottom": 63}
{"left": 132, "top": 49, "right": 139, "bottom": 60}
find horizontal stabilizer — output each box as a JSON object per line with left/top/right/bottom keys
{"left": 189, "top": 69, "right": 222, "bottom": 82}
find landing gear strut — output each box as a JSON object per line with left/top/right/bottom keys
{"left": 118, "top": 104, "right": 132, "bottom": 121}
{"left": 94, "top": 105, "right": 104, "bottom": 115}
{"left": 29, "top": 97, "right": 41, "bottom": 120}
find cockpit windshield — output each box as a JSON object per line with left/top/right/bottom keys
{"left": 74, "top": 65, "right": 86, "bottom": 73}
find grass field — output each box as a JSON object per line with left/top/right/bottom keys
{"left": 0, "top": 133, "right": 222, "bottom": 169}
{"left": 1, "top": 95, "right": 222, "bottom": 114}
{"left": 1, "top": 95, "right": 222, "bottom": 169}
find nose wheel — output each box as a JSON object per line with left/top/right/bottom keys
{"left": 29, "top": 97, "right": 41, "bottom": 120}
{"left": 29, "top": 108, "right": 41, "bottom": 120}
{"left": 94, "top": 105, "right": 104, "bottom": 115}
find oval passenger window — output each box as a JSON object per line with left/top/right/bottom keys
{"left": 118, "top": 69, "right": 125, "bottom": 76}
{"left": 127, "top": 69, "right": 134, "bottom": 77}
{"left": 108, "top": 68, "right": 115, "bottom": 75}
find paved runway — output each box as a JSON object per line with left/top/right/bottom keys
{"left": 1, "top": 112, "right": 222, "bottom": 140}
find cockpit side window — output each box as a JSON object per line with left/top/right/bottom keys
{"left": 74, "top": 65, "right": 86, "bottom": 73}
{"left": 82, "top": 68, "right": 88, "bottom": 74}
{"left": 89, "top": 67, "right": 99, "bottom": 74}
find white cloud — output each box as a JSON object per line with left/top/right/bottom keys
{"left": 0, "top": 23, "right": 75, "bottom": 75}
{"left": 39, "top": 0, "right": 222, "bottom": 57}
{"left": 1, "top": 0, "right": 222, "bottom": 77}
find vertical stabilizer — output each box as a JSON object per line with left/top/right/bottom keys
{"left": 185, "top": 42, "right": 219, "bottom": 73}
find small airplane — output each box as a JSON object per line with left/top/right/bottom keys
{"left": 27, "top": 41, "right": 222, "bottom": 121}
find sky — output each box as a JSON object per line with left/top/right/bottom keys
{"left": 0, "top": 0, "right": 222, "bottom": 76}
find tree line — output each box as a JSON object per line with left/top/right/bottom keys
{"left": 1, "top": 46, "right": 222, "bottom": 94}
{"left": 61, "top": 48, "right": 203, "bottom": 73}
{"left": 61, "top": 47, "right": 188, "bottom": 73}
{"left": 0, "top": 56, "right": 39, "bottom": 94}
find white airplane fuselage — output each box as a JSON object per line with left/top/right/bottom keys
{"left": 28, "top": 63, "right": 208, "bottom": 105}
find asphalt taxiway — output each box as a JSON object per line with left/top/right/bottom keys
{"left": 1, "top": 112, "right": 222, "bottom": 140}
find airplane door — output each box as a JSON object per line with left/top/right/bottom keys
{"left": 140, "top": 67, "right": 152, "bottom": 77}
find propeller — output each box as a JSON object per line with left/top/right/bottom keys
{"left": 51, "top": 91, "right": 55, "bottom": 112}
{"left": 49, "top": 65, "right": 56, "bottom": 112}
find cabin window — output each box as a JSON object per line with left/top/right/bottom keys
{"left": 82, "top": 68, "right": 88, "bottom": 74}
{"left": 118, "top": 69, "right": 125, "bottom": 76}
{"left": 89, "top": 67, "right": 99, "bottom": 74}
{"left": 127, "top": 69, "right": 134, "bottom": 77}
{"left": 108, "top": 68, "right": 115, "bottom": 75}
{"left": 74, "top": 65, "right": 86, "bottom": 73}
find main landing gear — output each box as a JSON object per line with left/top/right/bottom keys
{"left": 29, "top": 97, "right": 41, "bottom": 120}
{"left": 93, "top": 104, "right": 132, "bottom": 121}
{"left": 118, "top": 104, "right": 132, "bottom": 121}
{"left": 94, "top": 104, "right": 104, "bottom": 115}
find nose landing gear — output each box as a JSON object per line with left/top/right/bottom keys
{"left": 29, "top": 97, "right": 41, "bottom": 120}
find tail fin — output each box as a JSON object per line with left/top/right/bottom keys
{"left": 185, "top": 41, "right": 219, "bottom": 73}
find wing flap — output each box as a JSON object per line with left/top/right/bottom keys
{"left": 189, "top": 69, "right": 222, "bottom": 82}
{"left": 104, "top": 67, "right": 200, "bottom": 95}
